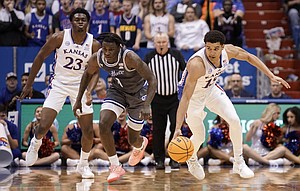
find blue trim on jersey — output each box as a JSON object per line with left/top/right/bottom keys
{"left": 204, "top": 49, "right": 223, "bottom": 69}
{"left": 128, "top": 115, "right": 144, "bottom": 124}
{"left": 69, "top": 29, "right": 88, "bottom": 45}
{"left": 103, "top": 99, "right": 126, "bottom": 110}
{"left": 178, "top": 69, "right": 188, "bottom": 100}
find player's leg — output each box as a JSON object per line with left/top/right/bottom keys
{"left": 127, "top": 119, "right": 148, "bottom": 166}
{"left": 26, "top": 83, "right": 66, "bottom": 166}
{"left": 100, "top": 101, "right": 125, "bottom": 183}
{"left": 70, "top": 88, "right": 95, "bottom": 178}
{"left": 184, "top": 97, "right": 206, "bottom": 180}
{"left": 206, "top": 86, "right": 254, "bottom": 178}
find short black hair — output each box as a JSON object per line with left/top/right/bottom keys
{"left": 204, "top": 30, "right": 226, "bottom": 45}
{"left": 0, "top": 104, "right": 7, "bottom": 113}
{"left": 22, "top": 72, "right": 29, "bottom": 77}
{"left": 69, "top": 8, "right": 90, "bottom": 22}
{"left": 97, "top": 33, "right": 126, "bottom": 47}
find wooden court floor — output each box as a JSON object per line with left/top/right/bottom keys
{"left": 1, "top": 165, "right": 300, "bottom": 191}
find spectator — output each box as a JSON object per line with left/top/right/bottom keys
{"left": 73, "top": 0, "right": 83, "bottom": 9}
{"left": 115, "top": 0, "right": 142, "bottom": 50}
{"left": 41, "top": 74, "right": 51, "bottom": 97}
{"left": 224, "top": 73, "right": 255, "bottom": 99}
{"left": 213, "top": 0, "right": 245, "bottom": 19}
{"left": 109, "top": 0, "right": 123, "bottom": 19}
{"left": 137, "top": 0, "right": 152, "bottom": 47}
{"left": 213, "top": 0, "right": 243, "bottom": 47}
{"left": 0, "top": 104, "right": 22, "bottom": 163}
{"left": 8, "top": 72, "right": 45, "bottom": 111}
{"left": 175, "top": 5, "right": 209, "bottom": 51}
{"left": 92, "top": 77, "right": 107, "bottom": 100}
{"left": 170, "top": 0, "right": 202, "bottom": 23}
{"left": 61, "top": 120, "right": 109, "bottom": 166}
{"left": 262, "top": 81, "right": 291, "bottom": 99}
{"left": 89, "top": 0, "right": 115, "bottom": 38}
{"left": 144, "top": 32, "right": 186, "bottom": 170}
{"left": 21, "top": 106, "right": 61, "bottom": 166}
{"left": 0, "top": 0, "right": 26, "bottom": 46}
{"left": 200, "top": 0, "right": 217, "bottom": 29}
{"left": 144, "top": 0, "right": 175, "bottom": 48}
{"left": 206, "top": 115, "right": 281, "bottom": 166}
{"left": 245, "top": 104, "right": 300, "bottom": 165}
{"left": 24, "top": 0, "right": 53, "bottom": 47}
{"left": 106, "top": 74, "right": 113, "bottom": 88}
{"left": 0, "top": 72, "right": 20, "bottom": 110}
{"left": 52, "top": 0, "right": 73, "bottom": 33}
{"left": 284, "top": 0, "right": 300, "bottom": 49}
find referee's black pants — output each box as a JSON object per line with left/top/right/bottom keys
{"left": 151, "top": 93, "right": 179, "bottom": 163}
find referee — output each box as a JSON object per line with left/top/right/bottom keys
{"left": 144, "top": 32, "right": 186, "bottom": 169}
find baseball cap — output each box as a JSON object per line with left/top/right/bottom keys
{"left": 6, "top": 72, "right": 17, "bottom": 80}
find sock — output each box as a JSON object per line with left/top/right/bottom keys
{"left": 108, "top": 155, "right": 120, "bottom": 166}
{"left": 229, "top": 157, "right": 234, "bottom": 163}
{"left": 80, "top": 150, "right": 90, "bottom": 164}
{"left": 234, "top": 154, "right": 243, "bottom": 162}
{"left": 269, "top": 158, "right": 284, "bottom": 166}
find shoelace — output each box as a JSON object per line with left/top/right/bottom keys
{"left": 110, "top": 165, "right": 122, "bottom": 173}
{"left": 132, "top": 150, "right": 141, "bottom": 156}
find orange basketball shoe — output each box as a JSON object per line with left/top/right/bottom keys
{"left": 107, "top": 164, "right": 126, "bottom": 183}
{"left": 128, "top": 137, "right": 148, "bottom": 166}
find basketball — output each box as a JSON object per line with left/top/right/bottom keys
{"left": 167, "top": 136, "right": 194, "bottom": 163}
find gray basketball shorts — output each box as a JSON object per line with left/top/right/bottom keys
{"left": 101, "top": 87, "right": 147, "bottom": 131}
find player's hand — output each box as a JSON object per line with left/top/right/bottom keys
{"left": 20, "top": 85, "right": 33, "bottom": 100}
{"left": 73, "top": 100, "right": 82, "bottom": 118}
{"left": 172, "top": 129, "right": 182, "bottom": 140}
{"left": 139, "top": 105, "right": 151, "bottom": 120}
{"left": 270, "top": 75, "right": 291, "bottom": 89}
{"left": 85, "top": 91, "right": 92, "bottom": 106}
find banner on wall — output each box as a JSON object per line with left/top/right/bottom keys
{"left": 12, "top": 47, "right": 257, "bottom": 95}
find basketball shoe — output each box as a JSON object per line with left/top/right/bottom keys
{"left": 26, "top": 138, "right": 42, "bottom": 166}
{"left": 107, "top": 164, "right": 126, "bottom": 183}
{"left": 186, "top": 158, "right": 205, "bottom": 180}
{"left": 233, "top": 156, "right": 254, "bottom": 178}
{"left": 128, "top": 137, "right": 148, "bottom": 166}
{"left": 76, "top": 162, "right": 94, "bottom": 179}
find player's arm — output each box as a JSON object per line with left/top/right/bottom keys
{"left": 61, "top": 124, "right": 73, "bottom": 145}
{"left": 126, "top": 51, "right": 157, "bottom": 108}
{"left": 22, "top": 123, "right": 32, "bottom": 147}
{"left": 20, "top": 32, "right": 64, "bottom": 99}
{"left": 50, "top": 125, "right": 60, "bottom": 147}
{"left": 85, "top": 40, "right": 102, "bottom": 104}
{"left": 173, "top": 56, "right": 204, "bottom": 138}
{"left": 225, "top": 44, "right": 290, "bottom": 89}
{"left": 143, "top": 15, "right": 152, "bottom": 41}
{"left": 73, "top": 52, "right": 99, "bottom": 116}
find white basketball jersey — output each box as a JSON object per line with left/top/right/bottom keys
{"left": 147, "top": 13, "right": 169, "bottom": 48}
{"left": 193, "top": 48, "right": 229, "bottom": 91}
{"left": 52, "top": 29, "right": 93, "bottom": 85}
{"left": 179, "top": 48, "right": 229, "bottom": 95}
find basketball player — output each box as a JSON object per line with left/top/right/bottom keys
{"left": 73, "top": 33, "right": 157, "bottom": 183}
{"left": 20, "top": 8, "right": 101, "bottom": 179}
{"left": 173, "top": 30, "right": 291, "bottom": 180}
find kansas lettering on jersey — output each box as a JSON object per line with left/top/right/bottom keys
{"left": 89, "top": 10, "right": 110, "bottom": 38}
{"left": 97, "top": 48, "right": 145, "bottom": 94}
{"left": 178, "top": 48, "right": 229, "bottom": 98}
{"left": 52, "top": 29, "right": 93, "bottom": 85}
{"left": 28, "top": 13, "right": 50, "bottom": 46}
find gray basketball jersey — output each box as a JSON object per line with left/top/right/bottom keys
{"left": 97, "top": 48, "right": 145, "bottom": 94}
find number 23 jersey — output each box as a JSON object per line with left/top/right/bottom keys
{"left": 53, "top": 29, "right": 93, "bottom": 85}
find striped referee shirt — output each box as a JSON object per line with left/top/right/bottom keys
{"left": 144, "top": 49, "right": 186, "bottom": 96}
